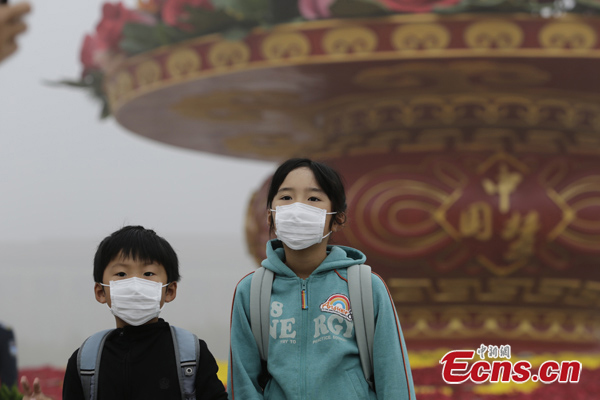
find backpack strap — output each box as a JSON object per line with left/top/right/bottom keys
{"left": 348, "top": 264, "right": 375, "bottom": 390}
{"left": 250, "top": 267, "right": 274, "bottom": 362}
{"left": 77, "top": 329, "right": 113, "bottom": 400}
{"left": 170, "top": 326, "right": 200, "bottom": 400}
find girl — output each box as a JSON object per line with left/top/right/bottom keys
{"left": 228, "top": 158, "right": 415, "bottom": 400}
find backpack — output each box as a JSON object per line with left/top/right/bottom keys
{"left": 77, "top": 325, "right": 200, "bottom": 400}
{"left": 250, "top": 264, "right": 375, "bottom": 390}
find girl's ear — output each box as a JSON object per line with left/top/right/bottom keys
{"left": 267, "top": 210, "right": 273, "bottom": 226}
{"left": 332, "top": 212, "right": 347, "bottom": 232}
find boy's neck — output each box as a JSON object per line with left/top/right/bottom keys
{"left": 115, "top": 317, "right": 160, "bottom": 329}
{"left": 283, "top": 242, "right": 329, "bottom": 279}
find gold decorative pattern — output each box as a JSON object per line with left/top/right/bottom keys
{"left": 389, "top": 278, "right": 600, "bottom": 307}
{"left": 135, "top": 60, "right": 162, "bottom": 87}
{"left": 395, "top": 306, "right": 600, "bottom": 342}
{"left": 391, "top": 23, "right": 450, "bottom": 51}
{"left": 208, "top": 41, "right": 251, "bottom": 68}
{"left": 322, "top": 27, "right": 377, "bottom": 55}
{"left": 539, "top": 22, "right": 597, "bottom": 50}
{"left": 464, "top": 20, "right": 524, "bottom": 50}
{"left": 166, "top": 48, "right": 201, "bottom": 78}
{"left": 545, "top": 175, "right": 600, "bottom": 249}
{"left": 261, "top": 32, "right": 311, "bottom": 60}
{"left": 319, "top": 94, "right": 600, "bottom": 139}
{"left": 113, "top": 71, "right": 134, "bottom": 101}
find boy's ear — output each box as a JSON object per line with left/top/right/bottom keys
{"left": 165, "top": 281, "right": 178, "bottom": 303}
{"left": 94, "top": 282, "right": 107, "bottom": 304}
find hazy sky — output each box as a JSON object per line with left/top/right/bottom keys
{"left": 0, "top": 0, "right": 277, "bottom": 367}
{"left": 0, "top": 0, "right": 275, "bottom": 243}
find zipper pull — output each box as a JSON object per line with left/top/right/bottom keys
{"left": 302, "top": 289, "right": 308, "bottom": 310}
{"left": 301, "top": 281, "right": 308, "bottom": 310}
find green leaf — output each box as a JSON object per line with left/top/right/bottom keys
{"left": 211, "top": 0, "right": 272, "bottom": 22}
{"left": 330, "top": 0, "right": 389, "bottom": 18}
{"left": 269, "top": 0, "right": 300, "bottom": 24}
{"left": 184, "top": 7, "right": 241, "bottom": 35}
{"left": 0, "top": 384, "right": 23, "bottom": 400}
{"left": 120, "top": 22, "right": 166, "bottom": 55}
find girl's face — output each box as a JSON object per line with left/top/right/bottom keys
{"left": 270, "top": 167, "right": 336, "bottom": 236}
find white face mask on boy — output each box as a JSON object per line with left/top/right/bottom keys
{"left": 101, "top": 277, "right": 168, "bottom": 326}
{"left": 272, "top": 202, "right": 337, "bottom": 250}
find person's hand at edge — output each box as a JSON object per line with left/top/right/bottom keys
{"left": 0, "top": 2, "right": 31, "bottom": 63}
{"left": 20, "top": 376, "right": 53, "bottom": 400}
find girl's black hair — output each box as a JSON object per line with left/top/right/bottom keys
{"left": 267, "top": 158, "right": 347, "bottom": 233}
{"left": 93, "top": 225, "right": 180, "bottom": 283}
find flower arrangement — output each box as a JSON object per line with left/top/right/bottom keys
{"left": 65, "top": 0, "right": 600, "bottom": 117}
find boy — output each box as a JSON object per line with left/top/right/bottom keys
{"left": 25, "top": 226, "right": 227, "bottom": 400}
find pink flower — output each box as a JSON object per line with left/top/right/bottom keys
{"left": 161, "top": 0, "right": 213, "bottom": 32}
{"left": 95, "top": 2, "right": 155, "bottom": 52}
{"left": 299, "top": 0, "right": 335, "bottom": 20}
{"left": 377, "top": 0, "right": 461, "bottom": 13}
{"left": 80, "top": 34, "right": 102, "bottom": 74}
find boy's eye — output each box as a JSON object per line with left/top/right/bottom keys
{"left": 308, "top": 197, "right": 321, "bottom": 202}
{"left": 116, "top": 272, "right": 126, "bottom": 277}
{"left": 143, "top": 272, "right": 155, "bottom": 277}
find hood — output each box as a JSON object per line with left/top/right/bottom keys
{"left": 261, "top": 239, "right": 366, "bottom": 278}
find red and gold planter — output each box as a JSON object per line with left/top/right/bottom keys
{"left": 105, "top": 12, "right": 600, "bottom": 398}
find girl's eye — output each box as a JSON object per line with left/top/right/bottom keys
{"left": 116, "top": 272, "right": 126, "bottom": 277}
{"left": 144, "top": 272, "right": 155, "bottom": 277}
{"left": 280, "top": 195, "right": 292, "bottom": 200}
{"left": 308, "top": 197, "right": 320, "bottom": 202}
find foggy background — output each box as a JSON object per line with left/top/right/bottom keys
{"left": 0, "top": 0, "right": 274, "bottom": 366}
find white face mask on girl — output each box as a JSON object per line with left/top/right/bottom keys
{"left": 272, "top": 202, "right": 337, "bottom": 250}
{"left": 100, "top": 277, "right": 168, "bottom": 326}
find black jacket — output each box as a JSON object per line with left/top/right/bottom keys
{"left": 62, "top": 319, "right": 227, "bottom": 400}
{"left": 0, "top": 323, "right": 17, "bottom": 387}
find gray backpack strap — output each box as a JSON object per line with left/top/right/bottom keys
{"left": 77, "top": 329, "right": 113, "bottom": 400}
{"left": 348, "top": 264, "right": 375, "bottom": 390}
{"left": 170, "top": 326, "right": 200, "bottom": 400}
{"left": 250, "top": 267, "right": 274, "bottom": 361}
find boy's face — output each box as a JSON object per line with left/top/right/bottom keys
{"left": 94, "top": 253, "right": 177, "bottom": 328}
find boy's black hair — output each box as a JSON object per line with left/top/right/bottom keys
{"left": 93, "top": 225, "right": 180, "bottom": 283}
{"left": 266, "top": 158, "right": 347, "bottom": 234}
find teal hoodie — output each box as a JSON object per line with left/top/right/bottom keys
{"left": 228, "top": 239, "right": 416, "bottom": 400}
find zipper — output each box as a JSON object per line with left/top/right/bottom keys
{"left": 300, "top": 279, "right": 309, "bottom": 399}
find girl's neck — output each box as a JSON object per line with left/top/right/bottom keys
{"left": 283, "top": 242, "right": 329, "bottom": 279}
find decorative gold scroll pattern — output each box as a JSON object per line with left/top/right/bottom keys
{"left": 134, "top": 60, "right": 162, "bottom": 87}
{"left": 322, "top": 27, "right": 378, "bottom": 55}
{"left": 539, "top": 22, "right": 598, "bottom": 50}
{"left": 343, "top": 164, "right": 467, "bottom": 257}
{"left": 166, "top": 48, "right": 201, "bottom": 78}
{"left": 391, "top": 23, "right": 450, "bottom": 51}
{"left": 395, "top": 305, "right": 600, "bottom": 343}
{"left": 208, "top": 41, "right": 251, "bottom": 68}
{"left": 105, "top": 15, "right": 600, "bottom": 111}
{"left": 388, "top": 278, "right": 600, "bottom": 307}
{"left": 464, "top": 20, "right": 524, "bottom": 50}
{"left": 261, "top": 32, "right": 311, "bottom": 60}
{"left": 318, "top": 94, "right": 600, "bottom": 138}
{"left": 543, "top": 172, "right": 600, "bottom": 251}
